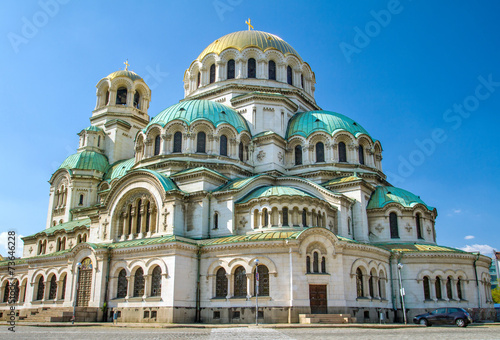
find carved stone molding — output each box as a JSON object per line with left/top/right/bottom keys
{"left": 256, "top": 150, "right": 266, "bottom": 162}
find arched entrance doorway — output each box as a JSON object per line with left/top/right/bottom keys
{"left": 76, "top": 257, "right": 93, "bottom": 307}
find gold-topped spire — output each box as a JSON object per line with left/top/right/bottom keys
{"left": 245, "top": 18, "right": 253, "bottom": 30}
{"left": 124, "top": 59, "right": 129, "bottom": 71}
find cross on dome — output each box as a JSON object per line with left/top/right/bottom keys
{"left": 245, "top": 18, "right": 253, "bottom": 30}
{"left": 124, "top": 59, "right": 130, "bottom": 71}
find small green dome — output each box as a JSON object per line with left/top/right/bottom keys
{"left": 146, "top": 100, "right": 251, "bottom": 134}
{"left": 107, "top": 70, "right": 143, "bottom": 81}
{"left": 237, "top": 186, "right": 317, "bottom": 204}
{"left": 286, "top": 110, "right": 372, "bottom": 140}
{"left": 367, "top": 186, "right": 435, "bottom": 211}
{"left": 59, "top": 151, "right": 109, "bottom": 172}
{"left": 83, "top": 126, "right": 103, "bottom": 132}
{"left": 103, "top": 158, "right": 135, "bottom": 182}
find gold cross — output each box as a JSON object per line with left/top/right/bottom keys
{"left": 245, "top": 18, "right": 253, "bottom": 30}
{"left": 124, "top": 60, "right": 129, "bottom": 71}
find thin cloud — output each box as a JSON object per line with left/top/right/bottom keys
{"left": 464, "top": 235, "right": 475, "bottom": 240}
{"left": 453, "top": 209, "right": 462, "bottom": 214}
{"left": 0, "top": 231, "right": 24, "bottom": 258}
{"left": 460, "top": 244, "right": 495, "bottom": 256}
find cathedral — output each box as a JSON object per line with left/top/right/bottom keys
{"left": 0, "top": 27, "right": 495, "bottom": 324}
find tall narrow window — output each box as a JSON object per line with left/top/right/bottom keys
{"left": 145, "top": 202, "right": 151, "bottom": 233}
{"left": 389, "top": 212, "right": 399, "bottom": 238}
{"left": 133, "top": 268, "right": 145, "bottom": 297}
{"left": 321, "top": 257, "right": 326, "bottom": 273}
{"left": 220, "top": 135, "right": 228, "bottom": 156}
{"left": 97, "top": 135, "right": 101, "bottom": 147}
{"left": 196, "top": 131, "right": 206, "bottom": 153}
{"left": 369, "top": 274, "right": 374, "bottom": 297}
{"left": 338, "top": 142, "right": 347, "bottom": 162}
{"left": 127, "top": 205, "right": 133, "bottom": 235}
{"left": 133, "top": 91, "right": 140, "bottom": 109}
{"left": 117, "top": 269, "right": 127, "bottom": 298}
{"left": 247, "top": 58, "right": 256, "bottom": 78}
{"left": 295, "top": 145, "right": 302, "bottom": 165}
{"left": 215, "top": 268, "right": 227, "bottom": 298}
{"left": 239, "top": 142, "right": 244, "bottom": 161}
{"left": 302, "top": 209, "right": 308, "bottom": 227}
{"left": 268, "top": 60, "right": 276, "bottom": 80}
{"left": 316, "top": 142, "right": 325, "bottom": 162}
{"left": 173, "top": 131, "right": 182, "bottom": 153}
{"left": 37, "top": 276, "right": 45, "bottom": 300}
{"left": 263, "top": 208, "right": 269, "bottom": 227}
{"left": 213, "top": 213, "right": 219, "bottom": 229}
{"left": 136, "top": 199, "right": 142, "bottom": 234}
{"left": 60, "top": 275, "right": 67, "bottom": 300}
{"left": 416, "top": 213, "right": 423, "bottom": 239}
{"left": 227, "top": 59, "right": 235, "bottom": 79}
{"left": 254, "top": 265, "right": 269, "bottom": 296}
{"left": 209, "top": 64, "right": 216, "bottom": 84}
{"left": 306, "top": 256, "right": 311, "bottom": 273}
{"left": 282, "top": 207, "right": 289, "bottom": 226}
{"left": 197, "top": 72, "right": 201, "bottom": 88}
{"left": 49, "top": 276, "right": 57, "bottom": 300}
{"left": 116, "top": 87, "right": 127, "bottom": 105}
{"left": 356, "top": 268, "right": 364, "bottom": 297}
{"left": 457, "top": 278, "right": 463, "bottom": 300}
{"left": 233, "top": 266, "right": 247, "bottom": 297}
{"left": 435, "top": 277, "right": 442, "bottom": 300}
{"left": 151, "top": 266, "right": 162, "bottom": 297}
{"left": 446, "top": 276, "right": 453, "bottom": 299}
{"left": 313, "top": 252, "right": 319, "bottom": 273}
{"left": 301, "top": 74, "right": 304, "bottom": 88}
{"left": 105, "top": 90, "right": 110, "bottom": 105}
{"left": 359, "top": 145, "right": 365, "bottom": 164}
{"left": 3, "top": 282, "right": 10, "bottom": 302}
{"left": 154, "top": 135, "right": 161, "bottom": 156}
{"left": 287, "top": 65, "right": 293, "bottom": 85}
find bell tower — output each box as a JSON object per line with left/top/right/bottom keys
{"left": 90, "top": 62, "right": 152, "bottom": 164}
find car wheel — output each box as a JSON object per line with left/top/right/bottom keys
{"left": 455, "top": 318, "right": 466, "bottom": 327}
{"left": 419, "top": 318, "right": 429, "bottom": 326}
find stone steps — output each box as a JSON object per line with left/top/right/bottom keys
{"left": 299, "top": 313, "right": 357, "bottom": 324}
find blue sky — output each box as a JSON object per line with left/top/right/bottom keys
{"left": 0, "top": 0, "right": 499, "bottom": 257}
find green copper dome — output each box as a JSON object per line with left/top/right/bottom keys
{"left": 146, "top": 100, "right": 251, "bottom": 134}
{"left": 367, "top": 186, "right": 435, "bottom": 211}
{"left": 103, "top": 158, "right": 135, "bottom": 182}
{"left": 237, "top": 186, "right": 317, "bottom": 204}
{"left": 83, "top": 125, "right": 103, "bottom": 132}
{"left": 59, "top": 151, "right": 109, "bottom": 172}
{"left": 286, "top": 110, "right": 373, "bottom": 140}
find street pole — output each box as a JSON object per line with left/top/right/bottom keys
{"left": 254, "top": 259, "right": 259, "bottom": 326}
{"left": 72, "top": 262, "right": 82, "bottom": 324}
{"left": 397, "top": 263, "right": 407, "bottom": 325}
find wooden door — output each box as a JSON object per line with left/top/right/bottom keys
{"left": 76, "top": 258, "right": 92, "bottom": 307}
{"left": 309, "top": 284, "right": 327, "bottom": 314}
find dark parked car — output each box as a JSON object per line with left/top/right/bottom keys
{"left": 413, "top": 308, "right": 472, "bottom": 327}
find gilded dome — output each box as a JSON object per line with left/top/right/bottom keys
{"left": 106, "top": 70, "right": 143, "bottom": 81}
{"left": 197, "top": 30, "right": 301, "bottom": 61}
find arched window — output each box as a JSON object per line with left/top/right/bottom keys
{"left": 295, "top": 145, "right": 303, "bottom": 165}
{"left": 154, "top": 135, "right": 161, "bottom": 156}
{"left": 446, "top": 276, "right": 453, "bottom": 299}
{"left": 301, "top": 74, "right": 304, "bottom": 88}
{"left": 136, "top": 199, "right": 142, "bottom": 234}
{"left": 37, "top": 276, "right": 45, "bottom": 300}
{"left": 233, "top": 266, "right": 247, "bottom": 297}
{"left": 313, "top": 252, "right": 319, "bottom": 273}
{"left": 56, "top": 238, "right": 61, "bottom": 252}
{"left": 227, "top": 59, "right": 235, "bottom": 79}
{"left": 302, "top": 209, "right": 308, "bottom": 227}
{"left": 359, "top": 145, "right": 365, "bottom": 165}
{"left": 127, "top": 205, "right": 133, "bottom": 235}
{"left": 268, "top": 60, "right": 276, "bottom": 80}
{"left": 196, "top": 131, "right": 206, "bottom": 153}
{"left": 416, "top": 213, "right": 423, "bottom": 239}
{"left": 213, "top": 212, "right": 219, "bottom": 229}
{"left": 389, "top": 212, "right": 399, "bottom": 238}
{"left": 263, "top": 208, "right": 269, "bottom": 227}
{"left": 145, "top": 202, "right": 151, "bottom": 233}
{"left": 316, "top": 142, "right": 325, "bottom": 163}
{"left": 82, "top": 234, "right": 87, "bottom": 242}
{"left": 173, "top": 131, "right": 182, "bottom": 153}
{"left": 239, "top": 142, "right": 244, "bottom": 161}
{"left": 133, "top": 91, "right": 140, "bottom": 109}
{"left": 133, "top": 268, "right": 145, "bottom": 297}
{"left": 197, "top": 72, "right": 201, "bottom": 88}
{"left": 287, "top": 65, "right": 293, "bottom": 85}
{"left": 209, "top": 64, "right": 216, "bottom": 84}
{"left": 306, "top": 256, "right": 311, "bottom": 273}
{"left": 117, "top": 269, "right": 127, "bottom": 298}
{"left": 3, "top": 281, "right": 9, "bottom": 302}
{"left": 356, "top": 268, "right": 364, "bottom": 297}
{"left": 254, "top": 265, "right": 269, "bottom": 296}
{"left": 60, "top": 275, "right": 66, "bottom": 300}
{"left": 282, "top": 207, "right": 289, "bottom": 226}
{"left": 11, "top": 280, "right": 20, "bottom": 303}
{"left": 79, "top": 194, "right": 84, "bottom": 206}
{"left": 151, "top": 266, "right": 162, "bottom": 297}
{"left": 105, "top": 90, "right": 110, "bottom": 105}
{"left": 435, "top": 277, "right": 442, "bottom": 300}
{"left": 216, "top": 268, "right": 227, "bottom": 298}
{"left": 48, "top": 275, "right": 57, "bottom": 300}
{"left": 247, "top": 58, "right": 256, "bottom": 78}
{"left": 220, "top": 135, "right": 228, "bottom": 156}
{"left": 321, "top": 257, "right": 326, "bottom": 273}
{"left": 457, "top": 278, "right": 463, "bottom": 300}
{"left": 338, "top": 142, "right": 347, "bottom": 162}
{"left": 116, "top": 87, "right": 127, "bottom": 105}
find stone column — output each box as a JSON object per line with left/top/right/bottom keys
{"left": 143, "top": 274, "right": 151, "bottom": 298}
{"left": 109, "top": 90, "right": 117, "bottom": 105}
{"left": 429, "top": 279, "right": 437, "bottom": 300}
{"left": 225, "top": 274, "right": 232, "bottom": 299}
{"left": 373, "top": 276, "right": 380, "bottom": 298}
{"left": 277, "top": 63, "right": 286, "bottom": 82}
{"left": 363, "top": 274, "right": 370, "bottom": 298}
{"left": 216, "top": 61, "right": 224, "bottom": 81}
{"left": 278, "top": 208, "right": 283, "bottom": 227}
{"left": 258, "top": 211, "right": 263, "bottom": 229}
{"left": 126, "top": 276, "right": 133, "bottom": 299}
{"left": 200, "top": 67, "right": 207, "bottom": 86}
{"left": 126, "top": 90, "right": 134, "bottom": 107}
{"left": 246, "top": 273, "right": 252, "bottom": 299}
{"left": 450, "top": 279, "right": 458, "bottom": 300}
{"left": 236, "top": 59, "right": 243, "bottom": 79}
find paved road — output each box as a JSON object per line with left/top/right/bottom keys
{"left": 4, "top": 325, "right": 500, "bottom": 340}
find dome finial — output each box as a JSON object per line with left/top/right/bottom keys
{"left": 245, "top": 18, "right": 254, "bottom": 30}
{"left": 124, "top": 59, "right": 129, "bottom": 71}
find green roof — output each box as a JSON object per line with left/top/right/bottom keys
{"left": 59, "top": 151, "right": 109, "bottom": 172}
{"left": 103, "top": 158, "right": 135, "bottom": 182}
{"left": 25, "top": 218, "right": 91, "bottom": 238}
{"left": 367, "top": 186, "right": 435, "bottom": 211}
{"left": 172, "top": 167, "right": 229, "bottom": 179}
{"left": 286, "top": 110, "right": 373, "bottom": 140}
{"left": 107, "top": 235, "right": 198, "bottom": 249}
{"left": 199, "top": 231, "right": 302, "bottom": 245}
{"left": 322, "top": 175, "right": 362, "bottom": 186}
{"left": 215, "top": 174, "right": 266, "bottom": 192}
{"left": 83, "top": 126, "right": 103, "bottom": 132}
{"left": 130, "top": 169, "right": 179, "bottom": 192}
{"left": 374, "top": 243, "right": 465, "bottom": 253}
{"left": 146, "top": 100, "right": 251, "bottom": 134}
{"left": 236, "top": 185, "right": 317, "bottom": 204}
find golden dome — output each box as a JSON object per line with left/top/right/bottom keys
{"left": 197, "top": 30, "right": 301, "bottom": 61}
{"left": 106, "top": 70, "right": 143, "bottom": 81}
